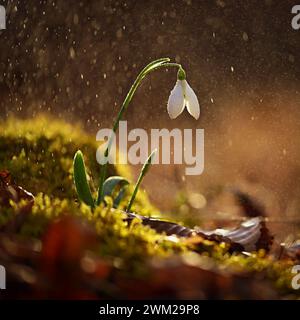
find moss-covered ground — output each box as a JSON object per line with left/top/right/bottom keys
{"left": 0, "top": 116, "right": 299, "bottom": 299}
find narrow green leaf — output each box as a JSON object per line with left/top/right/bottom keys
{"left": 73, "top": 150, "right": 95, "bottom": 208}
{"left": 126, "top": 149, "right": 157, "bottom": 213}
{"left": 141, "top": 148, "right": 157, "bottom": 176}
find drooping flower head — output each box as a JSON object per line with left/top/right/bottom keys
{"left": 167, "top": 68, "right": 200, "bottom": 120}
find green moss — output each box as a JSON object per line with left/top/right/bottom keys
{"left": 18, "top": 193, "right": 186, "bottom": 275}
{"left": 0, "top": 115, "right": 112, "bottom": 199}
{"left": 215, "top": 251, "right": 297, "bottom": 295}
{"left": 0, "top": 115, "right": 169, "bottom": 274}
{"left": 0, "top": 115, "right": 155, "bottom": 215}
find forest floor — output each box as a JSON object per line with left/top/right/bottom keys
{"left": 0, "top": 116, "right": 299, "bottom": 299}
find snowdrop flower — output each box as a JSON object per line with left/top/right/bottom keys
{"left": 167, "top": 68, "right": 200, "bottom": 120}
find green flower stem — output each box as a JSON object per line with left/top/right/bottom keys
{"left": 96, "top": 59, "right": 182, "bottom": 206}
{"left": 126, "top": 149, "right": 157, "bottom": 213}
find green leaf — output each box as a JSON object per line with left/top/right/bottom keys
{"left": 102, "top": 176, "right": 129, "bottom": 205}
{"left": 73, "top": 150, "right": 95, "bottom": 208}
{"left": 126, "top": 149, "right": 157, "bottom": 213}
{"left": 140, "top": 148, "right": 157, "bottom": 176}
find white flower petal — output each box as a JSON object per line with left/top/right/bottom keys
{"left": 167, "top": 80, "right": 185, "bottom": 119}
{"left": 184, "top": 80, "right": 200, "bottom": 120}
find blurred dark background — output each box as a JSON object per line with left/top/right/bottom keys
{"left": 1, "top": 0, "right": 300, "bottom": 225}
